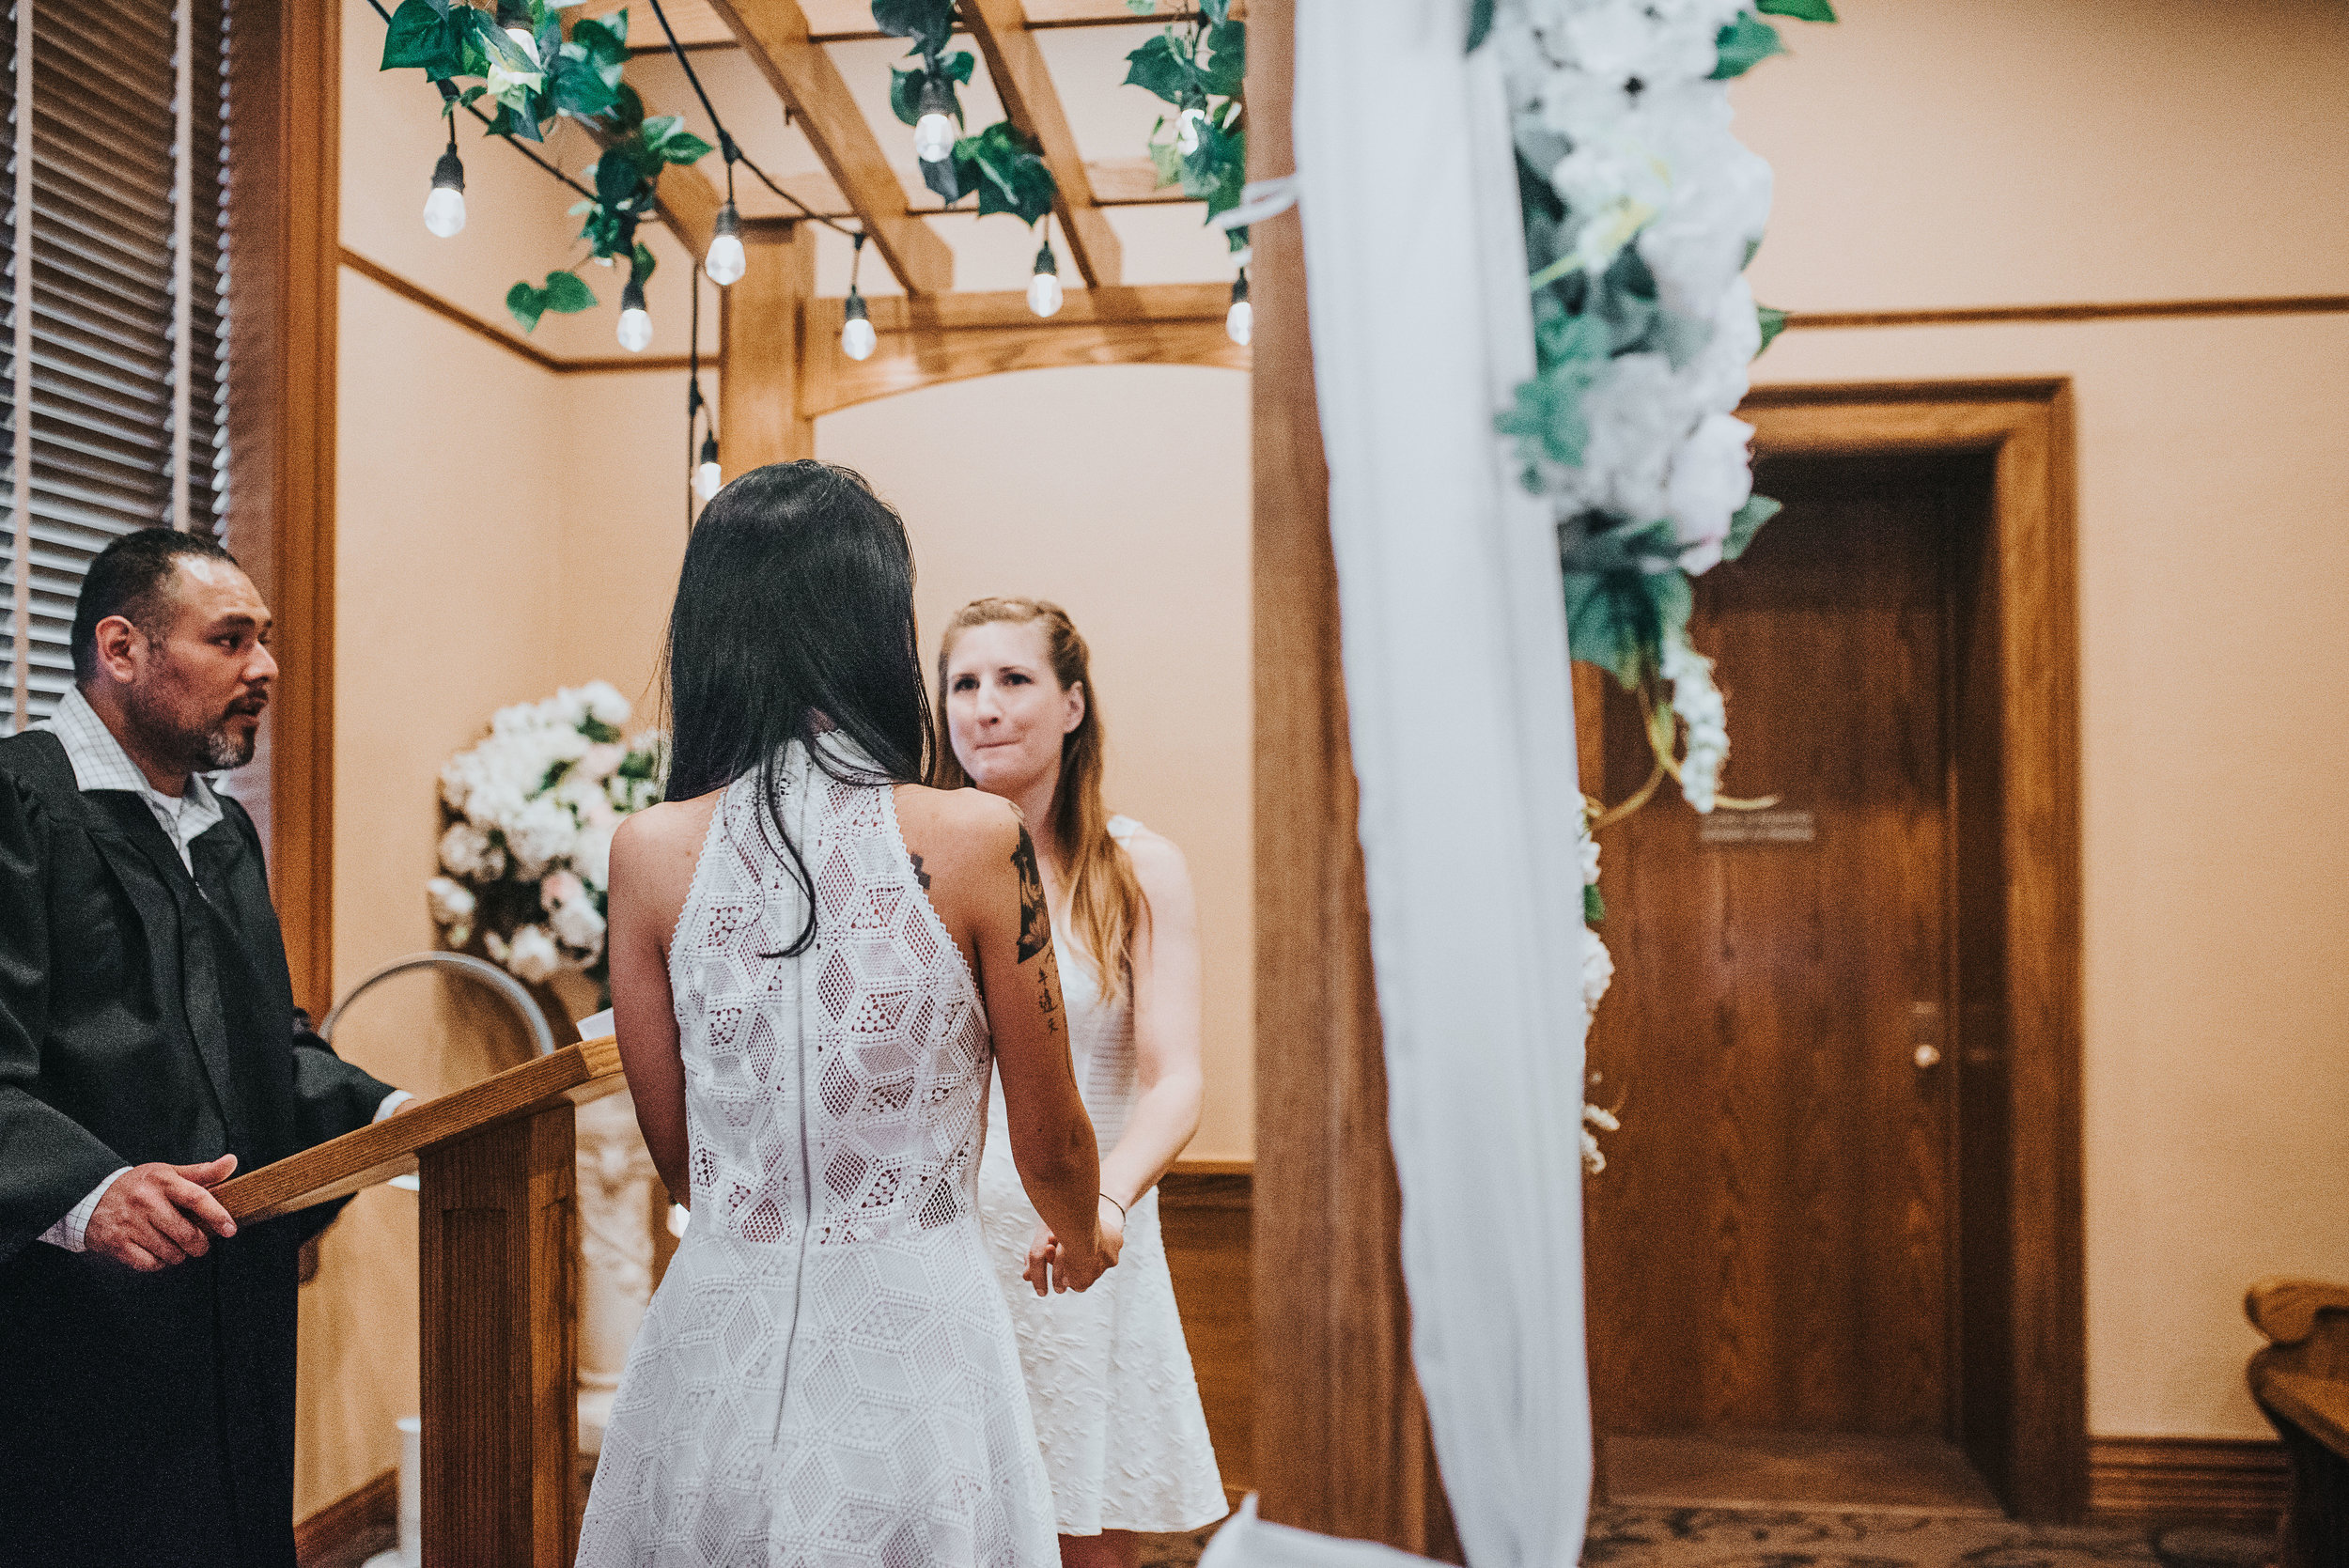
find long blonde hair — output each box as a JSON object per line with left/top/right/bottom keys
{"left": 931, "top": 598, "right": 1146, "bottom": 1004}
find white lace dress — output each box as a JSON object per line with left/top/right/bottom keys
{"left": 577, "top": 739, "right": 1059, "bottom": 1568}
{"left": 975, "top": 816, "right": 1227, "bottom": 1537}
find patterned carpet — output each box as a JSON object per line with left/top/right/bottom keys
{"left": 1137, "top": 1510, "right": 2279, "bottom": 1568}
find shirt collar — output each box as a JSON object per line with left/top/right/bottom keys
{"left": 43, "top": 687, "right": 224, "bottom": 826}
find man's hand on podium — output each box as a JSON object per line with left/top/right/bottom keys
{"left": 86, "top": 1155, "right": 240, "bottom": 1273}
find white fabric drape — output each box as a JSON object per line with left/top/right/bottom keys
{"left": 1206, "top": 3, "right": 1595, "bottom": 1565}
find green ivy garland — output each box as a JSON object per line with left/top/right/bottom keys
{"left": 877, "top": 0, "right": 1056, "bottom": 224}
{"left": 1122, "top": 0, "right": 1249, "bottom": 255}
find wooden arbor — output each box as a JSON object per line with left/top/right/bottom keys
{"left": 217, "top": 1041, "right": 628, "bottom": 1568}
{"left": 619, "top": 0, "right": 1448, "bottom": 1552}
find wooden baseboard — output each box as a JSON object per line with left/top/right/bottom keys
{"left": 295, "top": 1467, "right": 397, "bottom": 1568}
{"left": 2088, "top": 1436, "right": 2288, "bottom": 1529}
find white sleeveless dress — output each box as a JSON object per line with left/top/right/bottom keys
{"left": 975, "top": 816, "right": 1227, "bottom": 1536}
{"left": 577, "top": 739, "right": 1059, "bottom": 1567}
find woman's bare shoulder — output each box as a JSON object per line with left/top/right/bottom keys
{"left": 895, "top": 783, "right": 1020, "bottom": 853}
{"left": 613, "top": 791, "right": 721, "bottom": 874}
{"left": 1118, "top": 823, "right": 1190, "bottom": 892}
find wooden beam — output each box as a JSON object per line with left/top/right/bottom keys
{"left": 718, "top": 155, "right": 1189, "bottom": 223}
{"left": 593, "top": 1, "right": 1248, "bottom": 48}
{"left": 798, "top": 283, "right": 1242, "bottom": 416}
{"left": 701, "top": 0, "right": 956, "bottom": 295}
{"left": 721, "top": 218, "right": 817, "bottom": 468}
{"left": 961, "top": 0, "right": 1122, "bottom": 287}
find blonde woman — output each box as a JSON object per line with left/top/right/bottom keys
{"left": 935, "top": 598, "right": 1226, "bottom": 1565}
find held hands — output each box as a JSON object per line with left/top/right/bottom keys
{"left": 84, "top": 1155, "right": 240, "bottom": 1273}
{"left": 1020, "top": 1194, "right": 1127, "bottom": 1296}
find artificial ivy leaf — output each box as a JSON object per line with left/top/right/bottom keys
{"left": 1562, "top": 571, "right": 1649, "bottom": 689}
{"left": 540, "top": 270, "right": 597, "bottom": 314}
{"left": 922, "top": 147, "right": 969, "bottom": 205}
{"left": 1146, "top": 132, "right": 1183, "bottom": 189}
{"left": 1535, "top": 311, "right": 1610, "bottom": 370}
{"left": 459, "top": 84, "right": 488, "bottom": 106}
{"left": 486, "top": 101, "right": 546, "bottom": 143}
{"left": 1755, "top": 303, "right": 1787, "bottom": 355}
{"left": 579, "top": 201, "right": 628, "bottom": 256}
{"left": 1200, "top": 21, "right": 1246, "bottom": 99}
{"left": 381, "top": 0, "right": 464, "bottom": 77}
{"left": 506, "top": 281, "right": 549, "bottom": 333}
{"left": 1196, "top": 124, "right": 1247, "bottom": 220}
{"left": 568, "top": 18, "right": 628, "bottom": 73}
{"left": 1719, "top": 494, "right": 1781, "bottom": 563}
{"left": 1127, "top": 0, "right": 1156, "bottom": 11}
{"left": 597, "top": 150, "right": 646, "bottom": 209}
{"left": 871, "top": 0, "right": 956, "bottom": 59}
{"left": 655, "top": 127, "right": 715, "bottom": 165}
{"left": 942, "top": 50, "right": 976, "bottom": 85}
{"left": 1200, "top": 0, "right": 1230, "bottom": 21}
{"left": 608, "top": 82, "right": 646, "bottom": 131}
{"left": 631, "top": 241, "right": 657, "bottom": 282}
{"left": 550, "top": 53, "right": 619, "bottom": 116}
{"left": 891, "top": 67, "right": 925, "bottom": 127}
{"left": 1496, "top": 362, "right": 1600, "bottom": 470}
{"left": 1226, "top": 224, "right": 1250, "bottom": 253}
{"left": 1466, "top": 0, "right": 1496, "bottom": 52}
{"left": 1583, "top": 882, "right": 1606, "bottom": 925}
{"left": 964, "top": 121, "right": 1057, "bottom": 224}
{"left": 1755, "top": 0, "right": 1835, "bottom": 19}
{"left": 1710, "top": 13, "right": 1785, "bottom": 78}
{"left": 1124, "top": 33, "right": 1198, "bottom": 107}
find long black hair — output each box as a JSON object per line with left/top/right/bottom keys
{"left": 659, "top": 460, "right": 932, "bottom": 955}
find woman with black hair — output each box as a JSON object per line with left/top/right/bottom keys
{"left": 576, "top": 462, "right": 1112, "bottom": 1568}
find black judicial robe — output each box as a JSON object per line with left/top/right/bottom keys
{"left": 0, "top": 730, "right": 392, "bottom": 1568}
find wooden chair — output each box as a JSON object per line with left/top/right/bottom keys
{"left": 217, "top": 1038, "right": 628, "bottom": 1568}
{"left": 2247, "top": 1277, "right": 2349, "bottom": 1568}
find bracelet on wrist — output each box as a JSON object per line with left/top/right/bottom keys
{"left": 1098, "top": 1191, "right": 1128, "bottom": 1221}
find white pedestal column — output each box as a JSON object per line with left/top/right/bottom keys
{"left": 574, "top": 1087, "right": 656, "bottom": 1454}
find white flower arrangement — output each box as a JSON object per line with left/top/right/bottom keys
{"left": 1576, "top": 804, "right": 1617, "bottom": 1174}
{"left": 431, "top": 681, "right": 665, "bottom": 994}
{"left": 1490, "top": 0, "right": 1829, "bottom": 810}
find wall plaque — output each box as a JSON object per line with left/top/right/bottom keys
{"left": 1698, "top": 808, "right": 1816, "bottom": 846}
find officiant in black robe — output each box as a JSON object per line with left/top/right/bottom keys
{"left": 0, "top": 529, "right": 406, "bottom": 1568}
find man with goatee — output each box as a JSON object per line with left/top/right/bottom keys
{"left": 0, "top": 528, "right": 411, "bottom": 1567}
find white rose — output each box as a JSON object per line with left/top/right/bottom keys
{"left": 1561, "top": 1, "right": 1719, "bottom": 88}
{"left": 1564, "top": 352, "right": 1692, "bottom": 522}
{"left": 438, "top": 822, "right": 506, "bottom": 881}
{"left": 1666, "top": 412, "right": 1755, "bottom": 567}
{"left": 576, "top": 741, "right": 627, "bottom": 783}
{"left": 1580, "top": 926, "right": 1614, "bottom": 1016}
{"left": 502, "top": 924, "right": 564, "bottom": 984}
{"left": 427, "top": 876, "right": 477, "bottom": 927}
{"left": 1578, "top": 821, "right": 1602, "bottom": 887}
{"left": 550, "top": 896, "right": 607, "bottom": 952}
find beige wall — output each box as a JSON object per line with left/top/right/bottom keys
{"left": 1733, "top": 0, "right": 2349, "bottom": 1440}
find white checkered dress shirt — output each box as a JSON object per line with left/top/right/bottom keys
{"left": 33, "top": 689, "right": 407, "bottom": 1252}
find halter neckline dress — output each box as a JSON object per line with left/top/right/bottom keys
{"left": 577, "top": 739, "right": 1058, "bottom": 1567}
{"left": 975, "top": 815, "right": 1227, "bottom": 1537}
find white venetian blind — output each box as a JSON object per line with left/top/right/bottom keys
{"left": 1, "top": 0, "right": 230, "bottom": 733}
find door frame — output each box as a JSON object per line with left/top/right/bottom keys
{"left": 1742, "top": 379, "right": 2087, "bottom": 1519}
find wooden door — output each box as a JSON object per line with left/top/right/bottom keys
{"left": 1584, "top": 453, "right": 1980, "bottom": 1439}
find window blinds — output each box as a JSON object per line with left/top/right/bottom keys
{"left": 1, "top": 0, "right": 230, "bottom": 733}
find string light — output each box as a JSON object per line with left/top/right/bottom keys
{"left": 913, "top": 75, "right": 957, "bottom": 164}
{"left": 1027, "top": 226, "right": 1062, "bottom": 318}
{"left": 706, "top": 200, "right": 746, "bottom": 286}
{"left": 693, "top": 431, "right": 723, "bottom": 499}
{"left": 1226, "top": 268, "right": 1252, "bottom": 347}
{"left": 841, "top": 232, "right": 877, "bottom": 360}
{"left": 617, "top": 273, "right": 653, "bottom": 352}
{"left": 423, "top": 125, "right": 466, "bottom": 239}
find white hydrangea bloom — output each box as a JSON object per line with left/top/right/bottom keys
{"left": 550, "top": 896, "right": 607, "bottom": 953}
{"left": 573, "top": 819, "right": 617, "bottom": 893}
{"left": 502, "top": 924, "right": 564, "bottom": 984}
{"left": 426, "top": 876, "right": 476, "bottom": 927}
{"left": 505, "top": 792, "right": 582, "bottom": 878}
{"left": 1578, "top": 816, "right": 1602, "bottom": 887}
{"left": 1580, "top": 924, "right": 1615, "bottom": 1017}
{"left": 579, "top": 681, "right": 631, "bottom": 728}
{"left": 438, "top": 822, "right": 506, "bottom": 881}
{"left": 1661, "top": 633, "right": 1729, "bottom": 812}
{"left": 1667, "top": 411, "right": 1757, "bottom": 573}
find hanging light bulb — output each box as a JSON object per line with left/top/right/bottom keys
{"left": 617, "top": 276, "right": 653, "bottom": 352}
{"left": 840, "top": 290, "right": 877, "bottom": 361}
{"left": 1026, "top": 240, "right": 1063, "bottom": 318}
{"left": 693, "top": 432, "right": 723, "bottom": 500}
{"left": 1226, "top": 269, "right": 1252, "bottom": 347}
{"left": 706, "top": 200, "right": 746, "bottom": 287}
{"left": 1176, "top": 105, "right": 1208, "bottom": 155}
{"left": 422, "top": 144, "right": 466, "bottom": 239}
{"left": 913, "top": 75, "right": 957, "bottom": 164}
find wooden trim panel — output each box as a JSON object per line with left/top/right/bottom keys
{"left": 2087, "top": 1436, "right": 2288, "bottom": 1529}
{"left": 1784, "top": 295, "right": 2349, "bottom": 332}
{"left": 339, "top": 249, "right": 699, "bottom": 374}
{"left": 719, "top": 219, "right": 817, "bottom": 467}
{"left": 799, "top": 283, "right": 1244, "bottom": 415}
{"left": 293, "top": 1468, "right": 397, "bottom": 1567}
{"left": 1744, "top": 378, "right": 2087, "bottom": 1520}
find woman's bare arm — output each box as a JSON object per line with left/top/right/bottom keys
{"left": 1097, "top": 830, "right": 1206, "bottom": 1222}
{"left": 897, "top": 785, "right": 1107, "bottom": 1289}
{"left": 604, "top": 795, "right": 718, "bottom": 1202}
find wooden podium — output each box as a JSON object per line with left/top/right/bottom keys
{"left": 215, "top": 1038, "right": 629, "bottom": 1568}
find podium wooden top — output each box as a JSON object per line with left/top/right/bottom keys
{"left": 216, "top": 1037, "right": 627, "bottom": 1221}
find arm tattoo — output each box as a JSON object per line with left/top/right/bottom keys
{"left": 908, "top": 851, "right": 931, "bottom": 892}
{"left": 1011, "top": 826, "right": 1050, "bottom": 964}
{"left": 1035, "top": 951, "right": 1060, "bottom": 1037}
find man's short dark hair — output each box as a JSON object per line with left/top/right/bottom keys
{"left": 70, "top": 528, "right": 241, "bottom": 684}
